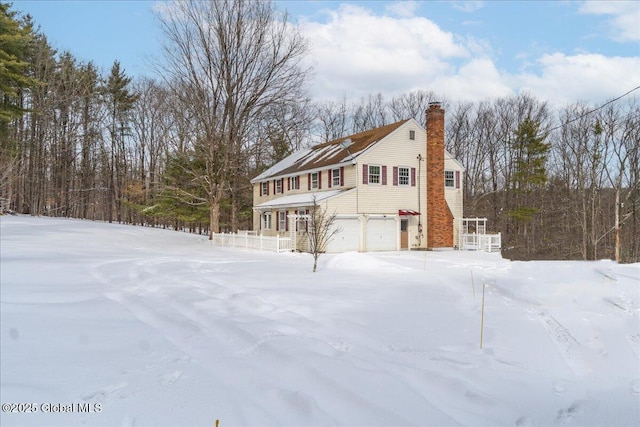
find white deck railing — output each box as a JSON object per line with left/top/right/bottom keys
{"left": 460, "top": 233, "right": 502, "bottom": 252}
{"left": 212, "top": 232, "right": 293, "bottom": 253}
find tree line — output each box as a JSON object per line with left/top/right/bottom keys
{"left": 1, "top": 1, "right": 638, "bottom": 262}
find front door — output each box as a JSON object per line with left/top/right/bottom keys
{"left": 400, "top": 219, "right": 409, "bottom": 249}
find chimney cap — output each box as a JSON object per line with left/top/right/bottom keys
{"left": 428, "top": 101, "right": 442, "bottom": 109}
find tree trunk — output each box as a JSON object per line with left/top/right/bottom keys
{"left": 615, "top": 186, "right": 620, "bottom": 262}
{"left": 209, "top": 200, "right": 220, "bottom": 240}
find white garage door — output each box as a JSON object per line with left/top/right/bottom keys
{"left": 325, "top": 218, "right": 360, "bottom": 253}
{"left": 366, "top": 217, "right": 397, "bottom": 251}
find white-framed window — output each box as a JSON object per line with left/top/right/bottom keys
{"left": 398, "top": 167, "right": 410, "bottom": 186}
{"left": 291, "top": 176, "right": 300, "bottom": 190}
{"left": 445, "top": 170, "right": 455, "bottom": 188}
{"left": 297, "top": 208, "right": 308, "bottom": 232}
{"left": 262, "top": 212, "right": 272, "bottom": 230}
{"left": 278, "top": 211, "right": 287, "bottom": 231}
{"left": 368, "top": 165, "right": 381, "bottom": 184}
{"left": 409, "top": 130, "right": 415, "bottom": 140}
{"left": 275, "top": 179, "right": 282, "bottom": 194}
{"left": 311, "top": 172, "right": 319, "bottom": 189}
{"left": 332, "top": 168, "right": 341, "bottom": 187}
{"left": 261, "top": 182, "right": 268, "bottom": 196}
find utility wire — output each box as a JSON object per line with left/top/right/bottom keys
{"left": 544, "top": 85, "right": 640, "bottom": 135}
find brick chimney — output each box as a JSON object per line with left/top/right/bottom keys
{"left": 426, "top": 102, "right": 454, "bottom": 248}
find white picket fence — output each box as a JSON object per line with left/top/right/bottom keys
{"left": 460, "top": 232, "right": 502, "bottom": 252}
{"left": 212, "top": 232, "right": 294, "bottom": 253}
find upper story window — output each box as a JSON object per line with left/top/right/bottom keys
{"left": 291, "top": 176, "right": 300, "bottom": 190}
{"left": 332, "top": 168, "right": 341, "bottom": 187}
{"left": 409, "top": 130, "right": 415, "bottom": 140}
{"left": 368, "top": 165, "right": 381, "bottom": 184}
{"left": 445, "top": 170, "right": 455, "bottom": 188}
{"left": 398, "top": 167, "right": 410, "bottom": 186}
{"left": 311, "top": 172, "right": 319, "bottom": 189}
{"left": 261, "top": 182, "right": 268, "bottom": 196}
{"left": 275, "top": 179, "right": 282, "bottom": 194}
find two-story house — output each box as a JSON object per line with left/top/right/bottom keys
{"left": 250, "top": 102, "right": 464, "bottom": 252}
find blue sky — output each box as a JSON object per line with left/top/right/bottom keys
{"left": 14, "top": 1, "right": 640, "bottom": 107}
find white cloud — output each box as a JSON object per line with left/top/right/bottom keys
{"left": 300, "top": 4, "right": 470, "bottom": 100}
{"left": 433, "top": 58, "right": 512, "bottom": 102}
{"left": 578, "top": 0, "right": 640, "bottom": 42}
{"left": 298, "top": 2, "right": 639, "bottom": 108}
{"left": 451, "top": 1, "right": 485, "bottom": 13}
{"left": 514, "top": 53, "right": 640, "bottom": 106}
{"left": 385, "top": 1, "right": 419, "bottom": 18}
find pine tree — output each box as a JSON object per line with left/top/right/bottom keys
{"left": 508, "top": 117, "right": 550, "bottom": 222}
{"left": 103, "top": 61, "right": 138, "bottom": 222}
{"left": 0, "top": 3, "right": 38, "bottom": 135}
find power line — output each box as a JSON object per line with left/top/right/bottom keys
{"left": 545, "top": 85, "right": 640, "bottom": 135}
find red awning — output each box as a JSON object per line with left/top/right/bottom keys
{"left": 399, "top": 209, "right": 420, "bottom": 216}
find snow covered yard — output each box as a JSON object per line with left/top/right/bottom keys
{"left": 1, "top": 216, "right": 638, "bottom": 427}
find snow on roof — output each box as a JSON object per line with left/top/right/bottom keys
{"left": 252, "top": 119, "right": 411, "bottom": 182}
{"left": 253, "top": 189, "right": 353, "bottom": 210}
{"left": 252, "top": 148, "right": 312, "bottom": 182}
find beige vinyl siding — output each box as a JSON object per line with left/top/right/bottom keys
{"left": 252, "top": 183, "right": 262, "bottom": 231}
{"left": 355, "top": 121, "right": 427, "bottom": 249}
{"left": 252, "top": 165, "right": 359, "bottom": 234}
{"left": 341, "top": 164, "right": 358, "bottom": 188}
{"left": 444, "top": 155, "right": 464, "bottom": 246}
{"left": 251, "top": 119, "right": 462, "bottom": 250}
{"left": 356, "top": 122, "right": 427, "bottom": 238}
{"left": 324, "top": 189, "right": 357, "bottom": 214}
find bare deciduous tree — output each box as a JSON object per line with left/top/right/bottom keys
{"left": 157, "top": 0, "right": 310, "bottom": 237}
{"left": 314, "top": 96, "right": 350, "bottom": 143}
{"left": 308, "top": 195, "right": 341, "bottom": 272}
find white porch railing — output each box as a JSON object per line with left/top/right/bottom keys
{"left": 460, "top": 232, "right": 502, "bottom": 252}
{"left": 459, "top": 218, "right": 501, "bottom": 252}
{"left": 212, "top": 232, "right": 293, "bottom": 253}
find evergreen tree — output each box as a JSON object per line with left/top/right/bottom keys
{"left": 142, "top": 153, "right": 210, "bottom": 230}
{"left": 103, "top": 61, "right": 138, "bottom": 222}
{"left": 0, "top": 2, "right": 37, "bottom": 131}
{"left": 508, "top": 117, "right": 550, "bottom": 222}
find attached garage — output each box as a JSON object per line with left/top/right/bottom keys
{"left": 365, "top": 216, "right": 398, "bottom": 251}
{"left": 325, "top": 217, "right": 361, "bottom": 253}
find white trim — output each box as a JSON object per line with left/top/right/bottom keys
{"left": 398, "top": 166, "right": 410, "bottom": 186}
{"left": 445, "top": 150, "right": 465, "bottom": 170}
{"left": 445, "top": 170, "right": 455, "bottom": 188}
{"left": 331, "top": 167, "right": 341, "bottom": 187}
{"left": 368, "top": 164, "right": 382, "bottom": 185}
{"left": 254, "top": 189, "right": 355, "bottom": 210}
{"left": 290, "top": 175, "right": 300, "bottom": 190}
{"left": 310, "top": 171, "right": 319, "bottom": 189}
